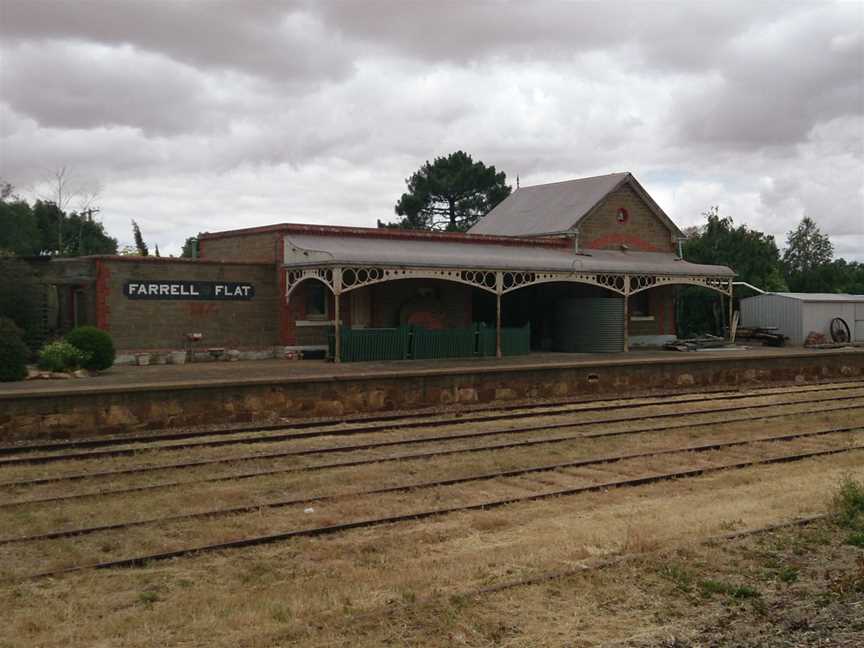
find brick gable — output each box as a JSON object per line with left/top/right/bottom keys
{"left": 579, "top": 182, "right": 676, "bottom": 253}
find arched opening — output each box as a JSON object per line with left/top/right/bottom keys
{"left": 343, "top": 277, "right": 483, "bottom": 330}
{"left": 284, "top": 277, "right": 337, "bottom": 358}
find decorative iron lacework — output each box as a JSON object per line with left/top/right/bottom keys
{"left": 285, "top": 265, "right": 731, "bottom": 298}
{"left": 285, "top": 268, "right": 334, "bottom": 297}
{"left": 632, "top": 274, "right": 732, "bottom": 295}
{"left": 337, "top": 266, "right": 499, "bottom": 294}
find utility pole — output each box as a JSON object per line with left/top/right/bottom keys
{"left": 80, "top": 207, "right": 100, "bottom": 221}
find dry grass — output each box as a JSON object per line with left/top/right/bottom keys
{"left": 0, "top": 384, "right": 862, "bottom": 646}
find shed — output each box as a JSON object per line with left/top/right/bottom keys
{"left": 740, "top": 292, "right": 864, "bottom": 345}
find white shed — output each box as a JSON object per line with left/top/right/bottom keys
{"left": 740, "top": 293, "right": 864, "bottom": 345}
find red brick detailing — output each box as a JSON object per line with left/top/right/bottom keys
{"left": 186, "top": 303, "right": 219, "bottom": 318}
{"left": 584, "top": 233, "right": 659, "bottom": 252}
{"left": 406, "top": 310, "right": 446, "bottom": 330}
{"left": 579, "top": 183, "right": 677, "bottom": 253}
{"left": 95, "top": 259, "right": 111, "bottom": 331}
{"left": 278, "top": 246, "right": 296, "bottom": 345}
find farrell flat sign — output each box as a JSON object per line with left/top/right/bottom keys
{"left": 123, "top": 281, "right": 255, "bottom": 300}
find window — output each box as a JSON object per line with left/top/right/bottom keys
{"left": 629, "top": 291, "right": 652, "bottom": 318}
{"left": 305, "top": 281, "right": 328, "bottom": 319}
{"left": 616, "top": 207, "right": 629, "bottom": 224}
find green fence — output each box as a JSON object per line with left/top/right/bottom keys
{"left": 330, "top": 323, "right": 530, "bottom": 362}
{"left": 413, "top": 327, "right": 476, "bottom": 359}
{"left": 329, "top": 326, "right": 410, "bottom": 362}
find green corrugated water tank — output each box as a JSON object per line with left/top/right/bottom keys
{"left": 553, "top": 297, "right": 625, "bottom": 353}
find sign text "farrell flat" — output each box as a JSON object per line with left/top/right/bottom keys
{"left": 123, "top": 281, "right": 255, "bottom": 300}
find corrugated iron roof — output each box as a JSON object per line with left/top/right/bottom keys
{"left": 468, "top": 172, "right": 684, "bottom": 239}
{"left": 283, "top": 233, "right": 734, "bottom": 277}
{"left": 763, "top": 292, "right": 864, "bottom": 303}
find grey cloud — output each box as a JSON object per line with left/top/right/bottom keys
{"left": 674, "top": 5, "right": 864, "bottom": 149}
{"left": 0, "top": 41, "right": 242, "bottom": 134}
{"left": 0, "top": 1, "right": 860, "bottom": 261}
{"left": 0, "top": 1, "right": 352, "bottom": 83}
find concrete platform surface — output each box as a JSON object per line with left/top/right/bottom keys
{"left": 2, "top": 346, "right": 862, "bottom": 399}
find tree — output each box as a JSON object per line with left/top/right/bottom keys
{"left": 1, "top": 184, "right": 116, "bottom": 257}
{"left": 131, "top": 220, "right": 149, "bottom": 256}
{"left": 782, "top": 217, "right": 834, "bottom": 291}
{"left": 0, "top": 196, "right": 40, "bottom": 256}
{"left": 181, "top": 236, "right": 199, "bottom": 258}
{"left": 679, "top": 207, "right": 787, "bottom": 336}
{"left": 0, "top": 258, "right": 42, "bottom": 349}
{"left": 380, "top": 151, "right": 511, "bottom": 232}
{"left": 684, "top": 207, "right": 787, "bottom": 291}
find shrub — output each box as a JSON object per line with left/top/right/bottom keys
{"left": 65, "top": 326, "right": 115, "bottom": 371}
{"left": 833, "top": 476, "right": 864, "bottom": 530}
{"left": 37, "top": 340, "right": 90, "bottom": 373}
{"left": 0, "top": 317, "right": 29, "bottom": 382}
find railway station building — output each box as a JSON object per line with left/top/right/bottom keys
{"left": 8, "top": 172, "right": 735, "bottom": 361}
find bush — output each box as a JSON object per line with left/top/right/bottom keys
{"left": 0, "top": 317, "right": 29, "bottom": 382}
{"left": 833, "top": 476, "right": 864, "bottom": 530}
{"left": 37, "top": 340, "right": 90, "bottom": 373}
{"left": 65, "top": 326, "right": 115, "bottom": 371}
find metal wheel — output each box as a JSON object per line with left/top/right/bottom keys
{"left": 829, "top": 317, "right": 850, "bottom": 343}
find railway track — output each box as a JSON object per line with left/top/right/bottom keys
{"left": 24, "top": 439, "right": 864, "bottom": 580}
{"left": 2, "top": 381, "right": 861, "bottom": 583}
{"left": 2, "top": 399, "right": 861, "bottom": 505}
{"left": 3, "top": 384, "right": 863, "bottom": 468}
{"left": 2, "top": 423, "right": 859, "bottom": 546}
{"left": 3, "top": 380, "right": 860, "bottom": 457}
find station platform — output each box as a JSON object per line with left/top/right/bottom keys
{"left": 2, "top": 347, "right": 863, "bottom": 442}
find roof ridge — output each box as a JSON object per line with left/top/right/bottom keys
{"left": 517, "top": 171, "right": 629, "bottom": 191}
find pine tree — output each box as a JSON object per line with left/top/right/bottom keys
{"left": 381, "top": 151, "right": 511, "bottom": 231}
{"left": 131, "top": 220, "right": 149, "bottom": 256}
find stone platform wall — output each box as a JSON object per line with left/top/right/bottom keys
{"left": 2, "top": 351, "right": 863, "bottom": 442}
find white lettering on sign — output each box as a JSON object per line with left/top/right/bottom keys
{"left": 124, "top": 281, "right": 253, "bottom": 300}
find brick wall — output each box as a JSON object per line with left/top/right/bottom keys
{"left": 580, "top": 183, "right": 676, "bottom": 253}
{"left": 629, "top": 286, "right": 676, "bottom": 336}
{"left": 370, "top": 280, "right": 473, "bottom": 328}
{"left": 100, "top": 259, "right": 279, "bottom": 351}
{"left": 199, "top": 231, "right": 281, "bottom": 263}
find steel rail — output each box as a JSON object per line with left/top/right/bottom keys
{"left": 4, "top": 388, "right": 864, "bottom": 467}
{"left": 27, "top": 442, "right": 864, "bottom": 580}
{"left": 2, "top": 424, "right": 859, "bottom": 546}
{"left": 3, "top": 402, "right": 861, "bottom": 505}
{"left": 3, "top": 380, "right": 860, "bottom": 457}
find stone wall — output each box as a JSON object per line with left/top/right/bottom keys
{"left": 98, "top": 258, "right": 280, "bottom": 350}
{"left": 3, "top": 350, "right": 861, "bottom": 442}
{"left": 580, "top": 183, "right": 676, "bottom": 252}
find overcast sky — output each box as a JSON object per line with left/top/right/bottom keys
{"left": 1, "top": 1, "right": 862, "bottom": 260}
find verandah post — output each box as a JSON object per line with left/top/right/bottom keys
{"left": 623, "top": 275, "right": 630, "bottom": 353}
{"left": 333, "top": 268, "right": 343, "bottom": 363}
{"left": 495, "top": 272, "right": 503, "bottom": 359}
